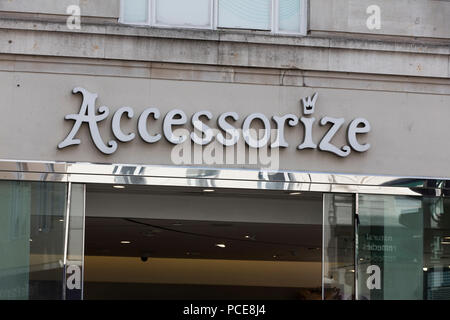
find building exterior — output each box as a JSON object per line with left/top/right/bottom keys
{"left": 0, "top": 0, "right": 449, "bottom": 300}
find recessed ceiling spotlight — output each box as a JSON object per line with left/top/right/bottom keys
{"left": 120, "top": 241, "right": 131, "bottom": 244}
{"left": 172, "top": 223, "right": 183, "bottom": 227}
{"left": 215, "top": 243, "right": 226, "bottom": 248}
{"left": 113, "top": 185, "right": 125, "bottom": 189}
{"left": 441, "top": 241, "right": 450, "bottom": 245}
{"left": 423, "top": 267, "right": 428, "bottom": 272}
{"left": 29, "top": 239, "right": 33, "bottom": 242}
{"left": 59, "top": 219, "right": 64, "bottom": 222}
{"left": 203, "top": 189, "right": 215, "bottom": 193}
{"left": 289, "top": 192, "right": 302, "bottom": 196}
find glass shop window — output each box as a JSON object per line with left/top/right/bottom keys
{"left": 0, "top": 181, "right": 67, "bottom": 300}
{"left": 357, "top": 194, "right": 450, "bottom": 300}
{"left": 120, "top": 0, "right": 307, "bottom": 35}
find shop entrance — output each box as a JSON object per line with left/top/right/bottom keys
{"left": 83, "top": 185, "right": 326, "bottom": 300}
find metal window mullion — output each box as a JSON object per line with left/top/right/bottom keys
{"left": 62, "top": 181, "right": 72, "bottom": 300}
{"left": 301, "top": 0, "right": 308, "bottom": 35}
{"left": 81, "top": 184, "right": 86, "bottom": 300}
{"left": 321, "top": 192, "right": 326, "bottom": 300}
{"left": 354, "top": 193, "right": 359, "bottom": 300}
{"left": 213, "top": 0, "right": 218, "bottom": 29}
{"left": 150, "top": 0, "right": 155, "bottom": 26}
{"left": 272, "top": 0, "right": 278, "bottom": 34}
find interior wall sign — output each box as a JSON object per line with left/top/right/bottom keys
{"left": 58, "top": 87, "right": 371, "bottom": 157}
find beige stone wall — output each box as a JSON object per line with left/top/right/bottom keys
{"left": 1, "top": 0, "right": 449, "bottom": 39}
{"left": 310, "top": 0, "right": 450, "bottom": 40}
{"left": 0, "top": 55, "right": 449, "bottom": 178}
{"left": 0, "top": 0, "right": 119, "bottom": 18}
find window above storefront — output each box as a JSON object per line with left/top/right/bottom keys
{"left": 119, "top": 0, "right": 308, "bottom": 36}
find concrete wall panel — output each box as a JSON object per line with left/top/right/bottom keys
{"left": 310, "top": 0, "right": 450, "bottom": 39}
{"left": 0, "top": 60, "right": 449, "bottom": 178}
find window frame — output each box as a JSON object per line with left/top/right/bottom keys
{"left": 119, "top": 0, "right": 308, "bottom": 36}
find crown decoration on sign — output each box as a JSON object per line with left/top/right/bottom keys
{"left": 302, "top": 92, "right": 318, "bottom": 115}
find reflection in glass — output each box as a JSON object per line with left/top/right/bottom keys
{"left": 323, "top": 194, "right": 354, "bottom": 300}
{"left": 358, "top": 195, "right": 423, "bottom": 300}
{"left": 423, "top": 197, "right": 450, "bottom": 299}
{"left": 0, "top": 181, "right": 67, "bottom": 300}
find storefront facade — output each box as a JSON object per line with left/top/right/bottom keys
{"left": 0, "top": 0, "right": 449, "bottom": 300}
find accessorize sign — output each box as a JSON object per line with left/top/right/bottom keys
{"left": 58, "top": 87, "right": 371, "bottom": 158}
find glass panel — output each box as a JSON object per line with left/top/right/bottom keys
{"left": 155, "top": 0, "right": 211, "bottom": 27}
{"left": 122, "top": 0, "right": 148, "bottom": 24}
{"left": 218, "top": 0, "right": 271, "bottom": 30}
{"left": 357, "top": 194, "right": 423, "bottom": 300}
{"left": 65, "top": 184, "right": 86, "bottom": 300}
{"left": 323, "top": 194, "right": 355, "bottom": 300}
{"left": 278, "top": 0, "right": 301, "bottom": 33}
{"left": 423, "top": 197, "right": 450, "bottom": 300}
{"left": 0, "top": 181, "right": 67, "bottom": 300}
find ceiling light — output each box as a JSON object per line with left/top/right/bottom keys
{"left": 59, "top": 219, "right": 64, "bottom": 222}
{"left": 120, "top": 241, "right": 131, "bottom": 244}
{"left": 215, "top": 243, "right": 226, "bottom": 248}
{"left": 441, "top": 241, "right": 450, "bottom": 245}
{"left": 423, "top": 267, "right": 428, "bottom": 272}
{"left": 203, "top": 189, "right": 215, "bottom": 193}
{"left": 113, "top": 185, "right": 125, "bottom": 189}
{"left": 29, "top": 239, "right": 32, "bottom": 242}
{"left": 444, "top": 236, "right": 450, "bottom": 240}
{"left": 350, "top": 269, "right": 355, "bottom": 273}
{"left": 289, "top": 192, "right": 302, "bottom": 196}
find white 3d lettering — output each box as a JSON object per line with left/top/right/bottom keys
{"left": 58, "top": 88, "right": 371, "bottom": 157}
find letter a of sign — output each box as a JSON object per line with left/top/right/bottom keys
{"left": 366, "top": 265, "right": 381, "bottom": 290}
{"left": 58, "top": 87, "right": 117, "bottom": 154}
